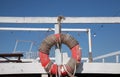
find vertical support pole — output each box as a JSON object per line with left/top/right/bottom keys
{"left": 116, "top": 54, "right": 119, "bottom": 63}
{"left": 55, "top": 24, "right": 62, "bottom": 65}
{"left": 55, "top": 16, "right": 65, "bottom": 65}
{"left": 13, "top": 40, "right": 18, "bottom": 53}
{"left": 28, "top": 42, "right": 33, "bottom": 59}
{"left": 29, "top": 42, "right": 33, "bottom": 52}
{"left": 88, "top": 29, "right": 93, "bottom": 62}
{"left": 102, "top": 58, "right": 105, "bottom": 63}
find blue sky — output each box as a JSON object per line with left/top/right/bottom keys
{"left": 0, "top": 0, "right": 120, "bottom": 59}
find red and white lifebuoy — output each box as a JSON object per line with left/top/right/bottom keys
{"left": 39, "top": 33, "right": 81, "bottom": 76}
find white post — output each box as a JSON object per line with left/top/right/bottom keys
{"left": 55, "top": 24, "right": 62, "bottom": 65}
{"left": 29, "top": 42, "right": 33, "bottom": 52}
{"left": 102, "top": 58, "right": 105, "bottom": 63}
{"left": 28, "top": 42, "right": 33, "bottom": 59}
{"left": 13, "top": 40, "right": 18, "bottom": 53}
{"left": 88, "top": 29, "right": 93, "bottom": 62}
{"left": 116, "top": 55, "right": 119, "bottom": 63}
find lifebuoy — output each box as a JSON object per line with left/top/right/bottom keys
{"left": 39, "top": 33, "right": 81, "bottom": 76}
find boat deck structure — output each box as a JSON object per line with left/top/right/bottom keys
{"left": 0, "top": 16, "right": 120, "bottom": 77}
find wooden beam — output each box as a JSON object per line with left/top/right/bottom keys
{"left": 0, "top": 17, "right": 120, "bottom": 24}
{"left": 0, "top": 27, "right": 88, "bottom": 31}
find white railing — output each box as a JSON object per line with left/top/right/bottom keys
{"left": 15, "top": 51, "right": 39, "bottom": 59}
{"left": 19, "top": 51, "right": 89, "bottom": 63}
{"left": 15, "top": 50, "right": 120, "bottom": 63}
{"left": 93, "top": 51, "right": 120, "bottom": 63}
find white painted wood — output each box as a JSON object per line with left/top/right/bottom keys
{"left": 0, "top": 63, "right": 46, "bottom": 74}
{"left": 0, "top": 27, "right": 88, "bottom": 32}
{"left": 0, "top": 63, "right": 120, "bottom": 74}
{"left": 76, "top": 63, "right": 120, "bottom": 74}
{"left": 0, "top": 17, "right": 120, "bottom": 23}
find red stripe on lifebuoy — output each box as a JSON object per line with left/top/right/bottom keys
{"left": 71, "top": 45, "right": 81, "bottom": 62}
{"left": 39, "top": 52, "right": 50, "bottom": 67}
{"left": 55, "top": 33, "right": 60, "bottom": 42}
{"left": 50, "top": 64, "right": 58, "bottom": 74}
{"left": 60, "top": 65, "right": 67, "bottom": 76}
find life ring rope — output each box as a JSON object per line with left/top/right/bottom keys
{"left": 39, "top": 33, "right": 81, "bottom": 76}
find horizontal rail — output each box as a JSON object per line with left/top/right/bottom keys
{"left": 93, "top": 51, "right": 120, "bottom": 60}
{"left": 0, "top": 27, "right": 88, "bottom": 32}
{"left": 93, "top": 51, "right": 120, "bottom": 63}
{"left": 0, "top": 17, "right": 120, "bottom": 24}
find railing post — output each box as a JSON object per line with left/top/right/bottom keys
{"left": 102, "top": 58, "right": 105, "bottom": 63}
{"left": 116, "top": 55, "right": 119, "bottom": 63}
{"left": 13, "top": 40, "right": 18, "bottom": 53}
{"left": 88, "top": 29, "right": 93, "bottom": 62}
